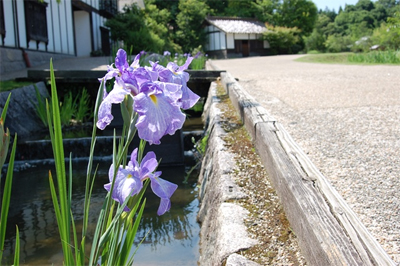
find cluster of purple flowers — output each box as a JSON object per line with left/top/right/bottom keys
{"left": 98, "top": 49, "right": 200, "bottom": 215}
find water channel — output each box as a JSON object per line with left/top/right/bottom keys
{"left": 1, "top": 159, "right": 200, "bottom": 265}
{"left": 0, "top": 71, "right": 215, "bottom": 265}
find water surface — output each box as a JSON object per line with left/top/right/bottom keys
{"left": 1, "top": 160, "right": 200, "bottom": 265}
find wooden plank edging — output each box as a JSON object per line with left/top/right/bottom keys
{"left": 219, "top": 72, "right": 395, "bottom": 266}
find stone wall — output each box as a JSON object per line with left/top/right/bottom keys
{"left": 0, "top": 81, "right": 49, "bottom": 140}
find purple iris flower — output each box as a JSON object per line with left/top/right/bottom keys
{"left": 104, "top": 148, "right": 178, "bottom": 215}
{"left": 97, "top": 50, "right": 143, "bottom": 129}
{"left": 134, "top": 81, "right": 185, "bottom": 145}
{"left": 137, "top": 150, "right": 178, "bottom": 215}
{"left": 97, "top": 49, "right": 193, "bottom": 145}
{"left": 104, "top": 163, "right": 142, "bottom": 212}
{"left": 97, "top": 78, "right": 130, "bottom": 130}
{"left": 158, "top": 56, "right": 200, "bottom": 110}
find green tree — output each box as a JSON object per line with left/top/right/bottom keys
{"left": 206, "top": 0, "right": 228, "bottom": 15}
{"left": 105, "top": 3, "right": 180, "bottom": 54}
{"left": 355, "top": 0, "right": 375, "bottom": 11}
{"left": 224, "top": 0, "right": 257, "bottom": 17}
{"left": 263, "top": 24, "right": 301, "bottom": 54}
{"left": 275, "top": 0, "right": 318, "bottom": 36}
{"left": 304, "top": 29, "right": 326, "bottom": 51}
{"left": 146, "top": 0, "right": 179, "bottom": 34}
{"left": 252, "top": 0, "right": 280, "bottom": 24}
{"left": 320, "top": 7, "right": 337, "bottom": 21}
{"left": 142, "top": 2, "right": 181, "bottom": 52}
{"left": 175, "top": 0, "right": 209, "bottom": 52}
{"left": 303, "top": 12, "right": 335, "bottom": 52}
{"left": 373, "top": 11, "right": 400, "bottom": 49}
{"left": 370, "top": 21, "right": 400, "bottom": 50}
{"left": 371, "top": 2, "right": 389, "bottom": 25}
{"left": 334, "top": 8, "right": 377, "bottom": 35}
{"left": 325, "top": 33, "right": 353, "bottom": 52}
{"left": 105, "top": 5, "right": 148, "bottom": 53}
{"left": 376, "top": 0, "right": 400, "bottom": 15}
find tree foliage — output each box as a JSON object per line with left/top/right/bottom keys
{"left": 105, "top": 3, "right": 180, "bottom": 54}
{"left": 262, "top": 24, "right": 301, "bottom": 54}
{"left": 304, "top": 0, "right": 400, "bottom": 53}
{"left": 275, "top": 0, "right": 318, "bottom": 36}
{"left": 252, "top": 0, "right": 280, "bottom": 24}
{"left": 371, "top": 12, "right": 400, "bottom": 50}
{"left": 175, "top": 0, "right": 209, "bottom": 53}
{"left": 105, "top": 0, "right": 400, "bottom": 55}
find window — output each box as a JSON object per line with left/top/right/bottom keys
{"left": 24, "top": 0, "right": 48, "bottom": 48}
{"left": 0, "top": 0, "right": 5, "bottom": 44}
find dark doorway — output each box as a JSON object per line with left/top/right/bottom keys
{"left": 100, "top": 26, "right": 110, "bottom": 56}
{"left": 242, "top": 40, "right": 249, "bottom": 57}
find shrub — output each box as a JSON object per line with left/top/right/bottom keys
{"left": 370, "top": 22, "right": 400, "bottom": 51}
{"left": 325, "top": 34, "right": 353, "bottom": 53}
{"left": 263, "top": 24, "right": 301, "bottom": 54}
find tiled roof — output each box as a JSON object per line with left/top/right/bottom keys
{"left": 205, "top": 16, "right": 267, "bottom": 34}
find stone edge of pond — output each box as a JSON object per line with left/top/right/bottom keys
{"left": 208, "top": 63, "right": 395, "bottom": 265}
{"left": 197, "top": 81, "right": 260, "bottom": 266}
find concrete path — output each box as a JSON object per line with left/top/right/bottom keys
{"left": 209, "top": 55, "right": 400, "bottom": 263}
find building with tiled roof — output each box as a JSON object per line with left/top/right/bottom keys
{"left": 0, "top": 0, "right": 123, "bottom": 75}
{"left": 204, "top": 16, "right": 270, "bottom": 59}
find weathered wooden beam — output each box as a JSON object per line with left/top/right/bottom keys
{"left": 220, "top": 71, "right": 395, "bottom": 266}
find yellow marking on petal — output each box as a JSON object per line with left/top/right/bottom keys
{"left": 150, "top": 94, "right": 158, "bottom": 105}
{"left": 127, "top": 174, "right": 132, "bottom": 179}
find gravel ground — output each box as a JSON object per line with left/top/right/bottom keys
{"left": 209, "top": 55, "right": 400, "bottom": 264}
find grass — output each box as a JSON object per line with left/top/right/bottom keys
{"left": 33, "top": 87, "right": 93, "bottom": 127}
{"left": 295, "top": 53, "right": 351, "bottom": 64}
{"left": 190, "top": 56, "right": 207, "bottom": 70}
{"left": 348, "top": 50, "right": 400, "bottom": 64}
{"left": 296, "top": 51, "right": 400, "bottom": 65}
{"left": 0, "top": 80, "right": 34, "bottom": 92}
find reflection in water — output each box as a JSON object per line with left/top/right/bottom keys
{"left": 1, "top": 160, "right": 200, "bottom": 265}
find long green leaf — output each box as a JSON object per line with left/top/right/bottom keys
{"left": 70, "top": 209, "right": 82, "bottom": 265}
{"left": 82, "top": 79, "right": 104, "bottom": 240}
{"left": 0, "top": 134, "right": 17, "bottom": 263}
{"left": 13, "top": 225, "right": 20, "bottom": 266}
{"left": 88, "top": 202, "right": 107, "bottom": 266}
{"left": 0, "top": 93, "right": 12, "bottom": 170}
{"left": 48, "top": 60, "right": 73, "bottom": 265}
{"left": 127, "top": 199, "right": 148, "bottom": 265}
{"left": 118, "top": 198, "right": 147, "bottom": 266}
{"left": 0, "top": 93, "right": 11, "bottom": 122}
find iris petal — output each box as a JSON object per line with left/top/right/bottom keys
{"left": 134, "top": 86, "right": 185, "bottom": 145}
{"left": 96, "top": 78, "right": 130, "bottom": 130}
{"left": 149, "top": 174, "right": 178, "bottom": 215}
